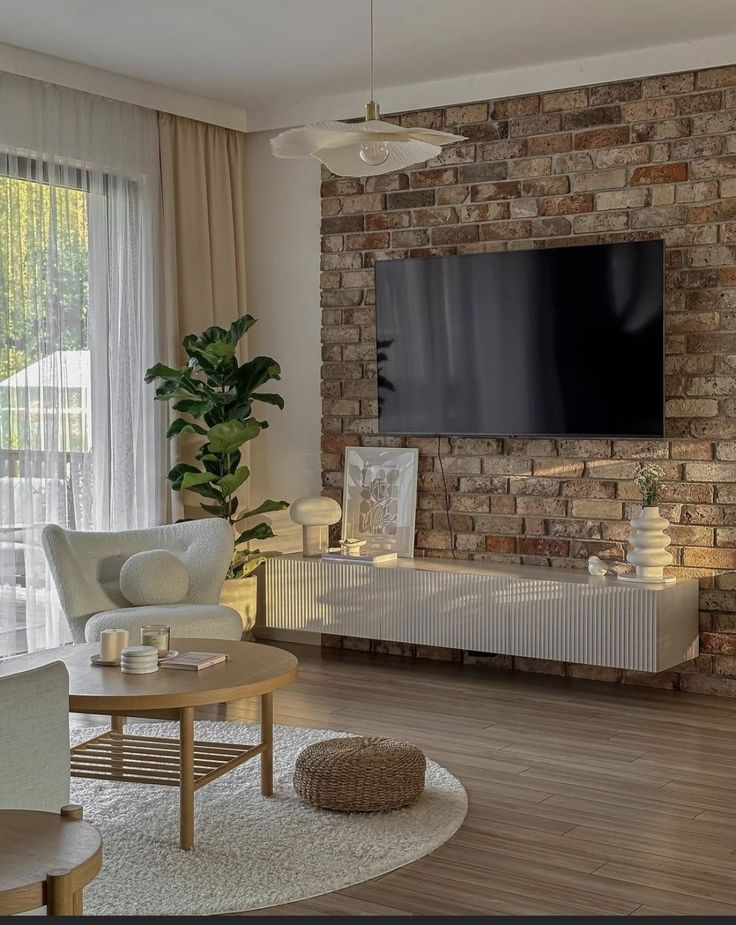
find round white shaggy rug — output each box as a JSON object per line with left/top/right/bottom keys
{"left": 68, "top": 720, "right": 467, "bottom": 916}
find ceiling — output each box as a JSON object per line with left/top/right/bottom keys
{"left": 1, "top": 0, "right": 736, "bottom": 130}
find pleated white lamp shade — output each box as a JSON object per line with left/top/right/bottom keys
{"left": 271, "top": 118, "right": 467, "bottom": 178}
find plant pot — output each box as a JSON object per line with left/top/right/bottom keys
{"left": 220, "top": 575, "right": 257, "bottom": 638}
{"left": 623, "top": 505, "right": 673, "bottom": 582}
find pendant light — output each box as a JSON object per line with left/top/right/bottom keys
{"left": 270, "top": 0, "right": 466, "bottom": 177}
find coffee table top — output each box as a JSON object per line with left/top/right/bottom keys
{"left": 0, "top": 638, "right": 298, "bottom": 711}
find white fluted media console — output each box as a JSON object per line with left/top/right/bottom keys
{"left": 265, "top": 555, "right": 700, "bottom": 672}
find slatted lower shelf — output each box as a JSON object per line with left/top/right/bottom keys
{"left": 71, "top": 731, "right": 265, "bottom": 789}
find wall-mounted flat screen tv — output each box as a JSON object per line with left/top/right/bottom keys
{"left": 375, "top": 239, "right": 664, "bottom": 438}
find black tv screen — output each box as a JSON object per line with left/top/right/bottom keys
{"left": 375, "top": 239, "right": 664, "bottom": 438}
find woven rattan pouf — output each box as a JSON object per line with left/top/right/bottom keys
{"left": 293, "top": 736, "right": 426, "bottom": 812}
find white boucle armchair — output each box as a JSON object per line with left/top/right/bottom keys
{"left": 42, "top": 519, "right": 243, "bottom": 644}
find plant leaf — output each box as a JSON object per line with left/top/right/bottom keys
{"left": 236, "top": 356, "right": 281, "bottom": 397}
{"left": 207, "top": 419, "right": 261, "bottom": 453}
{"left": 166, "top": 418, "right": 207, "bottom": 438}
{"left": 235, "top": 521, "right": 275, "bottom": 545}
{"left": 217, "top": 466, "right": 251, "bottom": 497}
{"left": 235, "top": 498, "right": 289, "bottom": 522}
{"left": 145, "top": 362, "right": 188, "bottom": 383}
{"left": 168, "top": 462, "right": 200, "bottom": 491}
{"left": 181, "top": 471, "right": 217, "bottom": 491}
{"left": 227, "top": 314, "right": 257, "bottom": 344}
{"left": 252, "top": 392, "right": 285, "bottom": 410}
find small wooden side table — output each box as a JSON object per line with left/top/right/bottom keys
{"left": 0, "top": 805, "right": 102, "bottom": 916}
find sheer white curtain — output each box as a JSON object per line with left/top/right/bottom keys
{"left": 0, "top": 73, "right": 166, "bottom": 654}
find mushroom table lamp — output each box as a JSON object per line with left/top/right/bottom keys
{"left": 290, "top": 496, "right": 342, "bottom": 557}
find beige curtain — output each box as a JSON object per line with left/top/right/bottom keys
{"left": 158, "top": 113, "right": 248, "bottom": 519}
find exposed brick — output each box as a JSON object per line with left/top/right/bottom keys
{"left": 570, "top": 168, "right": 627, "bottom": 192}
{"left": 531, "top": 217, "right": 571, "bottom": 237}
{"left": 643, "top": 73, "right": 695, "bottom": 96}
{"left": 432, "top": 224, "right": 479, "bottom": 245}
{"left": 321, "top": 215, "right": 364, "bottom": 234}
{"left": 522, "top": 177, "right": 570, "bottom": 196}
{"left": 539, "top": 194, "right": 594, "bottom": 215}
{"left": 621, "top": 98, "right": 677, "bottom": 122}
{"left": 574, "top": 126, "right": 630, "bottom": 149}
{"left": 596, "top": 188, "right": 650, "bottom": 210}
{"left": 386, "top": 190, "right": 435, "bottom": 209}
{"left": 595, "top": 144, "right": 651, "bottom": 168}
{"left": 410, "top": 168, "right": 458, "bottom": 189}
{"left": 461, "top": 202, "right": 510, "bottom": 223}
{"left": 479, "top": 220, "right": 532, "bottom": 241}
{"left": 365, "top": 211, "right": 411, "bottom": 230}
{"left": 542, "top": 89, "right": 588, "bottom": 112}
{"left": 562, "top": 105, "right": 622, "bottom": 130}
{"left": 492, "top": 95, "right": 540, "bottom": 119}
{"left": 445, "top": 102, "right": 489, "bottom": 125}
{"left": 632, "top": 120, "right": 689, "bottom": 142}
{"left": 630, "top": 163, "right": 688, "bottom": 185}
{"left": 320, "top": 63, "right": 736, "bottom": 698}
{"left": 527, "top": 134, "right": 572, "bottom": 155}
{"left": 469, "top": 181, "right": 522, "bottom": 201}
{"left": 696, "top": 65, "right": 736, "bottom": 89}
{"left": 509, "top": 113, "right": 562, "bottom": 137}
{"left": 412, "top": 206, "right": 459, "bottom": 226}
{"left": 590, "top": 81, "right": 642, "bottom": 105}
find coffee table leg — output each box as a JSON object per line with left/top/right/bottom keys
{"left": 260, "top": 691, "right": 273, "bottom": 796}
{"left": 179, "top": 706, "right": 195, "bottom": 850}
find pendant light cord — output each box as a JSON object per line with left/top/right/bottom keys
{"left": 369, "top": 0, "right": 374, "bottom": 101}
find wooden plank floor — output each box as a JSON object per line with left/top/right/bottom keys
{"left": 207, "top": 643, "right": 736, "bottom": 917}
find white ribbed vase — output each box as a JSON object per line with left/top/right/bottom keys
{"left": 626, "top": 505, "right": 673, "bottom": 581}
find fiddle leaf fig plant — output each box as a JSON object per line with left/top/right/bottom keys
{"left": 145, "top": 314, "right": 288, "bottom": 579}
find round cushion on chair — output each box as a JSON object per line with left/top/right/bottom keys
{"left": 293, "top": 736, "right": 426, "bottom": 812}
{"left": 119, "top": 549, "right": 189, "bottom": 606}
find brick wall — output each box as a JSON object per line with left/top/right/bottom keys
{"left": 320, "top": 64, "right": 736, "bottom": 695}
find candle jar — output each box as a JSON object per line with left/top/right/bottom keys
{"left": 140, "top": 624, "right": 171, "bottom": 658}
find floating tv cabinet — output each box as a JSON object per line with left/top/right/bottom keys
{"left": 265, "top": 554, "right": 699, "bottom": 672}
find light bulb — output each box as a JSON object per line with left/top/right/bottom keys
{"left": 359, "top": 141, "right": 390, "bottom": 166}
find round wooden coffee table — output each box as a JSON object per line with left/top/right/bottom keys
{"left": 0, "top": 805, "right": 101, "bottom": 915}
{"left": 1, "top": 638, "right": 298, "bottom": 851}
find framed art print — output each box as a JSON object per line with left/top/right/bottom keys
{"left": 341, "top": 446, "right": 419, "bottom": 558}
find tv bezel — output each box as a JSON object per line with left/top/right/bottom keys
{"left": 374, "top": 238, "right": 666, "bottom": 440}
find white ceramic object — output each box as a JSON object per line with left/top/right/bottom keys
{"left": 290, "top": 496, "right": 342, "bottom": 557}
{"left": 587, "top": 556, "right": 608, "bottom": 577}
{"left": 622, "top": 505, "right": 675, "bottom": 583}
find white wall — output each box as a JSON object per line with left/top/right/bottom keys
{"left": 244, "top": 130, "right": 322, "bottom": 552}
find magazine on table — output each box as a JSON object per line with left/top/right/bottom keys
{"left": 159, "top": 651, "right": 229, "bottom": 671}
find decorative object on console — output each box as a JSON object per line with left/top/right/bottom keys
{"left": 340, "top": 537, "right": 367, "bottom": 556}
{"left": 620, "top": 464, "right": 674, "bottom": 584}
{"left": 290, "top": 496, "right": 342, "bottom": 556}
{"left": 293, "top": 736, "right": 426, "bottom": 813}
{"left": 322, "top": 549, "right": 398, "bottom": 564}
{"left": 342, "top": 446, "right": 418, "bottom": 558}
{"left": 270, "top": 0, "right": 466, "bottom": 177}
{"left": 587, "top": 556, "right": 609, "bottom": 577}
{"left": 146, "top": 313, "right": 289, "bottom": 632}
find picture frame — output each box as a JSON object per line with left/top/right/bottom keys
{"left": 341, "top": 446, "right": 419, "bottom": 558}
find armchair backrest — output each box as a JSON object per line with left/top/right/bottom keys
{"left": 0, "top": 661, "right": 70, "bottom": 811}
{"left": 42, "top": 519, "right": 234, "bottom": 641}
